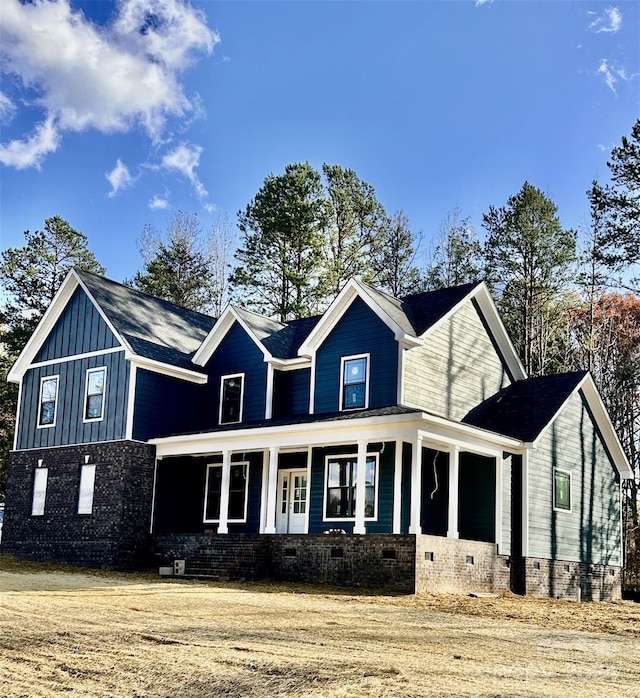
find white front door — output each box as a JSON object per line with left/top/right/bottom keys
{"left": 276, "top": 470, "right": 308, "bottom": 533}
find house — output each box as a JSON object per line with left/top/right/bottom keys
{"left": 1, "top": 268, "right": 633, "bottom": 599}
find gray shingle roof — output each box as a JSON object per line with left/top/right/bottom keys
{"left": 76, "top": 269, "right": 216, "bottom": 366}
{"left": 463, "top": 371, "right": 588, "bottom": 442}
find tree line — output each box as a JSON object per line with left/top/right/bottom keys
{"left": 1, "top": 120, "right": 638, "bottom": 587}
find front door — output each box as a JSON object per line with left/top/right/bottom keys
{"left": 276, "top": 470, "right": 308, "bottom": 533}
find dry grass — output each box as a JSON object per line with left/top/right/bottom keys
{"left": 0, "top": 557, "right": 639, "bottom": 697}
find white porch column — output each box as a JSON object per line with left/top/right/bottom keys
{"left": 409, "top": 435, "right": 423, "bottom": 534}
{"left": 447, "top": 446, "right": 460, "bottom": 539}
{"left": 264, "top": 446, "right": 279, "bottom": 534}
{"left": 218, "top": 450, "right": 231, "bottom": 534}
{"left": 353, "top": 440, "right": 367, "bottom": 535}
{"left": 495, "top": 454, "right": 503, "bottom": 554}
{"left": 392, "top": 440, "right": 403, "bottom": 534}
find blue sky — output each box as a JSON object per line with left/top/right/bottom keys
{"left": 1, "top": 0, "right": 638, "bottom": 284}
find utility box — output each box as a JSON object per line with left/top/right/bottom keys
{"left": 174, "top": 559, "right": 186, "bottom": 576}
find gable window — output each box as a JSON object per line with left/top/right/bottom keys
{"left": 78, "top": 464, "right": 96, "bottom": 515}
{"left": 38, "top": 376, "right": 59, "bottom": 427}
{"left": 340, "top": 354, "right": 369, "bottom": 410}
{"left": 219, "top": 374, "right": 244, "bottom": 424}
{"left": 553, "top": 468, "right": 571, "bottom": 512}
{"left": 204, "top": 462, "right": 249, "bottom": 523}
{"left": 325, "top": 455, "right": 377, "bottom": 520}
{"left": 84, "top": 368, "right": 106, "bottom": 421}
{"left": 32, "top": 467, "right": 48, "bottom": 516}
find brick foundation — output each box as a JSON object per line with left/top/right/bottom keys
{"left": 521, "top": 557, "right": 622, "bottom": 601}
{"left": 1, "top": 441, "right": 156, "bottom": 570}
{"left": 152, "top": 533, "right": 417, "bottom": 592}
{"left": 415, "top": 535, "right": 511, "bottom": 594}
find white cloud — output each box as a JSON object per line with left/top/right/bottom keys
{"left": 0, "top": 0, "right": 218, "bottom": 168}
{"left": 106, "top": 158, "right": 136, "bottom": 197}
{"left": 0, "top": 91, "right": 17, "bottom": 123}
{"left": 475, "top": 0, "right": 494, "bottom": 6}
{"left": 149, "top": 195, "right": 169, "bottom": 210}
{"left": 588, "top": 7, "right": 622, "bottom": 33}
{"left": 597, "top": 58, "right": 629, "bottom": 95}
{"left": 0, "top": 114, "right": 60, "bottom": 169}
{"left": 162, "top": 142, "right": 208, "bottom": 200}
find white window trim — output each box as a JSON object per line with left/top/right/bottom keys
{"left": 219, "top": 373, "right": 245, "bottom": 425}
{"left": 339, "top": 353, "right": 370, "bottom": 412}
{"left": 37, "top": 375, "right": 59, "bottom": 429}
{"left": 323, "top": 452, "right": 379, "bottom": 523}
{"left": 553, "top": 467, "right": 572, "bottom": 513}
{"left": 203, "top": 461, "right": 249, "bottom": 524}
{"left": 83, "top": 367, "right": 107, "bottom": 423}
{"left": 32, "top": 466, "right": 48, "bottom": 516}
{"left": 78, "top": 463, "right": 96, "bottom": 514}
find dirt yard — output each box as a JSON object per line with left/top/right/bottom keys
{"left": 1, "top": 558, "right": 639, "bottom": 697}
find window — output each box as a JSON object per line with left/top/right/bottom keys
{"left": 219, "top": 374, "right": 244, "bottom": 424}
{"left": 340, "top": 355, "right": 369, "bottom": 410}
{"left": 325, "top": 455, "right": 377, "bottom": 520}
{"left": 203, "top": 462, "right": 249, "bottom": 523}
{"left": 78, "top": 464, "right": 96, "bottom": 515}
{"left": 38, "top": 376, "right": 59, "bottom": 427}
{"left": 554, "top": 468, "right": 571, "bottom": 511}
{"left": 84, "top": 368, "right": 106, "bottom": 421}
{"left": 32, "top": 467, "right": 48, "bottom": 516}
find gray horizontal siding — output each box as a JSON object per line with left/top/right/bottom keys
{"left": 527, "top": 391, "right": 622, "bottom": 566}
{"left": 35, "top": 286, "right": 120, "bottom": 362}
{"left": 16, "top": 351, "right": 129, "bottom": 449}
{"left": 403, "top": 300, "right": 511, "bottom": 420}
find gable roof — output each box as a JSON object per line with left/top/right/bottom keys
{"left": 9, "top": 268, "right": 215, "bottom": 382}
{"left": 463, "top": 371, "right": 633, "bottom": 478}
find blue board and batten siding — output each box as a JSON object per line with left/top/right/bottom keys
{"left": 34, "top": 287, "right": 119, "bottom": 362}
{"left": 16, "top": 351, "right": 129, "bottom": 449}
{"left": 16, "top": 286, "right": 129, "bottom": 450}
{"left": 314, "top": 297, "right": 398, "bottom": 414}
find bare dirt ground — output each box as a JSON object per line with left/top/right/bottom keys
{"left": 1, "top": 558, "right": 639, "bottom": 698}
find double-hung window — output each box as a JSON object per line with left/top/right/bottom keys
{"left": 84, "top": 367, "right": 106, "bottom": 421}
{"left": 38, "top": 376, "right": 59, "bottom": 428}
{"left": 325, "top": 455, "right": 377, "bottom": 520}
{"left": 203, "top": 462, "right": 249, "bottom": 523}
{"left": 219, "top": 374, "right": 244, "bottom": 425}
{"left": 340, "top": 355, "right": 369, "bottom": 410}
{"left": 553, "top": 468, "right": 571, "bottom": 512}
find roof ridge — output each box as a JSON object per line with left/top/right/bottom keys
{"left": 74, "top": 267, "right": 216, "bottom": 322}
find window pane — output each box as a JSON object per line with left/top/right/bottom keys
{"left": 42, "top": 378, "right": 57, "bottom": 400}
{"left": 32, "top": 468, "right": 48, "bottom": 516}
{"left": 87, "top": 370, "right": 104, "bottom": 396}
{"left": 555, "top": 471, "right": 571, "bottom": 510}
{"left": 78, "top": 464, "right": 96, "bottom": 515}
{"left": 344, "top": 383, "right": 366, "bottom": 409}
{"left": 228, "top": 465, "right": 247, "bottom": 520}
{"left": 221, "top": 376, "right": 242, "bottom": 424}
{"left": 344, "top": 358, "right": 366, "bottom": 384}
{"left": 86, "top": 395, "right": 103, "bottom": 420}
{"left": 205, "top": 466, "right": 222, "bottom": 520}
{"left": 39, "top": 401, "right": 56, "bottom": 426}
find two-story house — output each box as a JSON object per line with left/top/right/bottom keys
{"left": 2, "top": 268, "right": 632, "bottom": 598}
